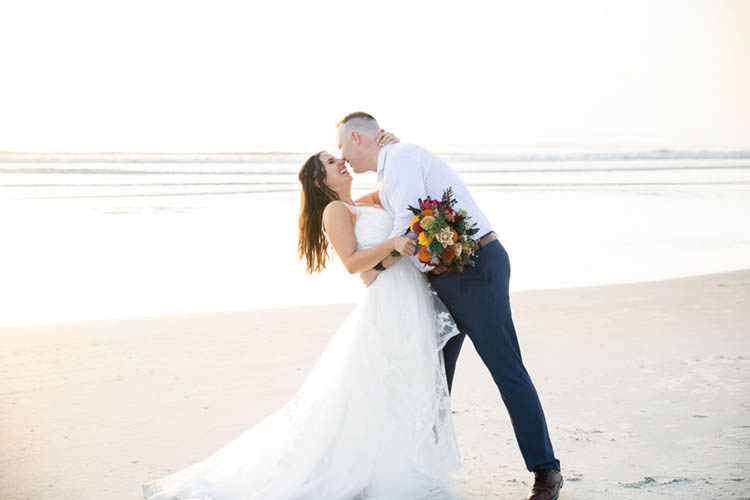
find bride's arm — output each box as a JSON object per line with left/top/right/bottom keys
{"left": 359, "top": 253, "right": 402, "bottom": 287}
{"left": 354, "top": 190, "right": 382, "bottom": 207}
{"left": 322, "top": 201, "right": 415, "bottom": 275}
{"left": 376, "top": 129, "right": 399, "bottom": 147}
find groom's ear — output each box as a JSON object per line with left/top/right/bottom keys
{"left": 351, "top": 131, "right": 361, "bottom": 144}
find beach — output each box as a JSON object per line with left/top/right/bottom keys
{"left": 3, "top": 0, "right": 749, "bottom": 496}
{"left": 2, "top": 269, "right": 748, "bottom": 499}
{"left": 3, "top": 0, "right": 749, "bottom": 495}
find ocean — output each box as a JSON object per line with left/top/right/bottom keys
{"left": 1, "top": 150, "right": 749, "bottom": 325}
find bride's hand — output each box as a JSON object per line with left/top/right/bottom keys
{"left": 376, "top": 129, "right": 400, "bottom": 147}
{"left": 392, "top": 236, "right": 416, "bottom": 257}
{"left": 359, "top": 269, "right": 379, "bottom": 287}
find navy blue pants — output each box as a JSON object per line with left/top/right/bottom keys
{"left": 429, "top": 238, "right": 560, "bottom": 472}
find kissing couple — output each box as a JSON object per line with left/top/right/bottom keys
{"left": 142, "top": 112, "right": 563, "bottom": 500}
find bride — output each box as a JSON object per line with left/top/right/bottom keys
{"left": 141, "top": 134, "right": 465, "bottom": 500}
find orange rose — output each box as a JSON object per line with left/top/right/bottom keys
{"left": 418, "top": 246, "right": 433, "bottom": 263}
{"left": 439, "top": 246, "right": 457, "bottom": 264}
{"left": 420, "top": 209, "right": 433, "bottom": 217}
{"left": 452, "top": 229, "right": 458, "bottom": 243}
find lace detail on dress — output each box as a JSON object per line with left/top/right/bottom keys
{"left": 429, "top": 287, "right": 461, "bottom": 351}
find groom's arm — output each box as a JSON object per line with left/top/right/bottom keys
{"left": 354, "top": 190, "right": 382, "bottom": 208}
{"left": 383, "top": 151, "right": 434, "bottom": 273}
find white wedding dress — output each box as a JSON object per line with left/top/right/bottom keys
{"left": 141, "top": 204, "right": 465, "bottom": 500}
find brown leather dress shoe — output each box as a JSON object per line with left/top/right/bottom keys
{"left": 527, "top": 469, "right": 563, "bottom": 500}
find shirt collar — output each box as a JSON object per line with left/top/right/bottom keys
{"left": 376, "top": 144, "right": 393, "bottom": 182}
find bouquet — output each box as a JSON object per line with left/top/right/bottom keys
{"left": 406, "top": 187, "right": 480, "bottom": 273}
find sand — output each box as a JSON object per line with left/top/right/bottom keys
{"left": 1, "top": 270, "right": 748, "bottom": 499}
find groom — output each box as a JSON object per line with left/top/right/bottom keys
{"left": 336, "top": 112, "right": 563, "bottom": 500}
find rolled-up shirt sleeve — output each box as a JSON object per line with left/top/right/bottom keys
{"left": 383, "top": 150, "right": 435, "bottom": 272}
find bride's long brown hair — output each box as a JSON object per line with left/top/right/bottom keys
{"left": 298, "top": 152, "right": 340, "bottom": 274}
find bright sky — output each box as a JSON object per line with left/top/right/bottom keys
{"left": 0, "top": 0, "right": 748, "bottom": 152}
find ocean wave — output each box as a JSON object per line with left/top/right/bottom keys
{"left": 2, "top": 163, "right": 750, "bottom": 177}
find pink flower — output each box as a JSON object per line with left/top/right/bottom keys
{"left": 423, "top": 198, "right": 438, "bottom": 210}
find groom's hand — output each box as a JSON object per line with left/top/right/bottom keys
{"left": 359, "top": 269, "right": 380, "bottom": 287}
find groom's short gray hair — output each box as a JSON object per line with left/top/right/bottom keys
{"left": 337, "top": 111, "right": 381, "bottom": 136}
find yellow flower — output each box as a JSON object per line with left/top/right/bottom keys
{"left": 418, "top": 231, "right": 433, "bottom": 247}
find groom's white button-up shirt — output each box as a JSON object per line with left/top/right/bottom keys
{"left": 377, "top": 143, "right": 493, "bottom": 272}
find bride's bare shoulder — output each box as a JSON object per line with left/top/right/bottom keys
{"left": 322, "top": 201, "right": 356, "bottom": 227}
{"left": 323, "top": 200, "right": 353, "bottom": 216}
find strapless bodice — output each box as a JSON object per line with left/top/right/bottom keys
{"left": 349, "top": 204, "right": 394, "bottom": 250}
